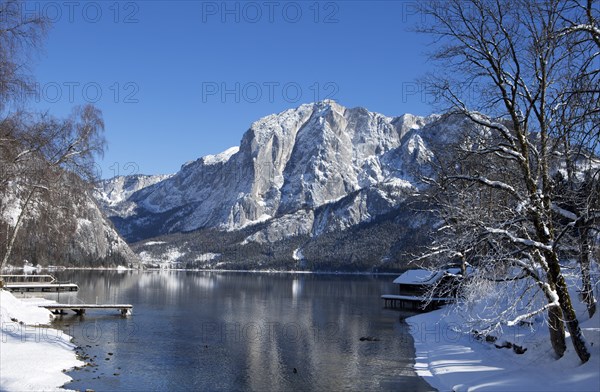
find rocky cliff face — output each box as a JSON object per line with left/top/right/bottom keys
{"left": 96, "top": 101, "right": 469, "bottom": 270}
{"left": 67, "top": 192, "right": 140, "bottom": 267}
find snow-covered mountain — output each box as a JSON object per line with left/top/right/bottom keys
{"left": 96, "top": 101, "right": 468, "bottom": 270}
{"left": 95, "top": 174, "right": 172, "bottom": 218}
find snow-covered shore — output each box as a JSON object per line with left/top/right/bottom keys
{"left": 408, "top": 305, "right": 600, "bottom": 391}
{"left": 0, "top": 290, "right": 82, "bottom": 391}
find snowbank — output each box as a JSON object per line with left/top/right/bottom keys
{"left": 0, "top": 290, "right": 82, "bottom": 391}
{"left": 408, "top": 305, "right": 600, "bottom": 391}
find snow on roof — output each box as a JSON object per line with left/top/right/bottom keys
{"left": 393, "top": 269, "right": 444, "bottom": 285}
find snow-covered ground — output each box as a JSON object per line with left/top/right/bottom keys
{"left": 0, "top": 290, "right": 82, "bottom": 391}
{"left": 408, "top": 302, "right": 600, "bottom": 391}
{"left": 139, "top": 246, "right": 186, "bottom": 268}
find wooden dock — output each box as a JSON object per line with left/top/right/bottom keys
{"left": 1, "top": 274, "right": 79, "bottom": 293}
{"left": 5, "top": 283, "right": 79, "bottom": 293}
{"left": 39, "top": 304, "right": 133, "bottom": 316}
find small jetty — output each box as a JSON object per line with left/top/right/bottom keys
{"left": 39, "top": 303, "right": 133, "bottom": 316}
{"left": 1, "top": 275, "right": 132, "bottom": 316}
{"left": 1, "top": 274, "right": 79, "bottom": 293}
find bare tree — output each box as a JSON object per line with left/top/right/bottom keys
{"left": 417, "top": 0, "right": 597, "bottom": 363}
{"left": 1, "top": 0, "right": 49, "bottom": 192}
{"left": 0, "top": 2, "right": 106, "bottom": 274}
{"left": 0, "top": 0, "right": 49, "bottom": 113}
{"left": 551, "top": 0, "right": 600, "bottom": 319}
{"left": 0, "top": 105, "right": 106, "bottom": 270}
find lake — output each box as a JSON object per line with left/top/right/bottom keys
{"left": 45, "top": 270, "right": 434, "bottom": 391}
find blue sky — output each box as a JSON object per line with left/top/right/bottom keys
{"left": 28, "top": 1, "right": 434, "bottom": 178}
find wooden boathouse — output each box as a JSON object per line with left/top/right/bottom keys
{"left": 382, "top": 267, "right": 464, "bottom": 311}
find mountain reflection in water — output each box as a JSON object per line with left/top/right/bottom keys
{"left": 46, "top": 270, "right": 435, "bottom": 391}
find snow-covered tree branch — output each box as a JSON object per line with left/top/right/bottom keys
{"left": 416, "top": 0, "right": 599, "bottom": 363}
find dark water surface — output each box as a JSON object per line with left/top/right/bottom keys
{"left": 45, "top": 270, "right": 433, "bottom": 391}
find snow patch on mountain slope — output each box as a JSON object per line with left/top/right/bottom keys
{"left": 139, "top": 247, "right": 185, "bottom": 267}
{"left": 202, "top": 146, "right": 239, "bottom": 165}
{"left": 292, "top": 248, "right": 305, "bottom": 261}
{"left": 195, "top": 253, "right": 221, "bottom": 262}
{"left": 226, "top": 213, "right": 272, "bottom": 231}
{"left": 96, "top": 174, "right": 171, "bottom": 207}
{"left": 144, "top": 241, "right": 166, "bottom": 246}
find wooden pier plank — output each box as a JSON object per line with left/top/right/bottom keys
{"left": 40, "top": 304, "right": 133, "bottom": 309}
{"left": 4, "top": 283, "right": 79, "bottom": 292}
{"left": 39, "top": 304, "right": 133, "bottom": 316}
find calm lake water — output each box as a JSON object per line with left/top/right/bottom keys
{"left": 44, "top": 270, "right": 434, "bottom": 391}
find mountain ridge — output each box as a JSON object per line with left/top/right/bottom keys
{"left": 95, "top": 101, "right": 465, "bottom": 270}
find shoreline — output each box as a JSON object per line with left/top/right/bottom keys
{"left": 3, "top": 265, "right": 402, "bottom": 276}
{"left": 407, "top": 306, "right": 600, "bottom": 391}
{"left": 0, "top": 290, "right": 82, "bottom": 391}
